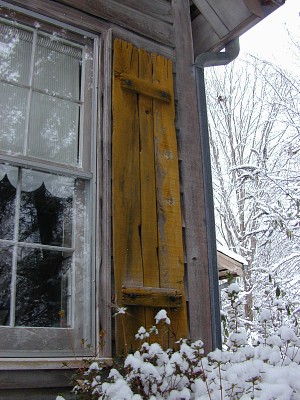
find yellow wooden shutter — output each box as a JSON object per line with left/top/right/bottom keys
{"left": 112, "top": 39, "right": 187, "bottom": 354}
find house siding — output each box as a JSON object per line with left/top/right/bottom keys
{"left": 0, "top": 0, "right": 214, "bottom": 397}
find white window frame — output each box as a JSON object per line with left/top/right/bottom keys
{"left": 0, "top": 4, "right": 99, "bottom": 358}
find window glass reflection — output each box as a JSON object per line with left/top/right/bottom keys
{"left": 15, "top": 247, "right": 72, "bottom": 327}
{"left": 0, "top": 23, "right": 32, "bottom": 84}
{"left": 0, "top": 165, "right": 17, "bottom": 240}
{"left": 28, "top": 93, "right": 80, "bottom": 165}
{"left": 34, "top": 34, "right": 81, "bottom": 100}
{"left": 0, "top": 21, "right": 82, "bottom": 166}
{"left": 0, "top": 83, "right": 27, "bottom": 154}
{"left": 0, "top": 245, "right": 13, "bottom": 326}
{"left": 19, "top": 170, "right": 74, "bottom": 247}
{"left": 0, "top": 166, "right": 82, "bottom": 328}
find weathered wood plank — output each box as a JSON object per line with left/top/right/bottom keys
{"left": 112, "top": 39, "right": 144, "bottom": 353}
{"left": 153, "top": 54, "right": 188, "bottom": 346}
{"left": 138, "top": 51, "right": 160, "bottom": 286}
{"left": 138, "top": 50, "right": 160, "bottom": 287}
{"left": 57, "top": 0, "right": 174, "bottom": 47}
{"left": 192, "top": 13, "right": 220, "bottom": 55}
{"left": 192, "top": 0, "right": 229, "bottom": 38}
{"left": 121, "top": 74, "right": 171, "bottom": 103}
{"left": 119, "top": 0, "right": 173, "bottom": 23}
{"left": 205, "top": 0, "right": 259, "bottom": 31}
{"left": 172, "top": 0, "right": 214, "bottom": 351}
{"left": 113, "top": 39, "right": 188, "bottom": 350}
{"left": 138, "top": 48, "right": 160, "bottom": 338}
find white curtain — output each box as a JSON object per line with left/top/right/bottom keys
{"left": 0, "top": 164, "right": 74, "bottom": 198}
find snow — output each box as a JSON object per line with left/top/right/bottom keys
{"left": 258, "top": 308, "right": 272, "bottom": 323}
{"left": 102, "top": 377, "right": 136, "bottom": 400}
{"left": 113, "top": 306, "right": 127, "bottom": 317}
{"left": 278, "top": 326, "right": 298, "bottom": 343}
{"left": 135, "top": 326, "right": 150, "bottom": 340}
{"left": 227, "top": 282, "right": 241, "bottom": 294}
{"left": 88, "top": 361, "right": 100, "bottom": 371}
{"left": 155, "top": 309, "right": 170, "bottom": 325}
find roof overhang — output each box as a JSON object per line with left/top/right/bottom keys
{"left": 191, "top": 0, "right": 285, "bottom": 57}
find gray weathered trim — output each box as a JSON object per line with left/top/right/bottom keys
{"left": 0, "top": 0, "right": 108, "bottom": 35}
{"left": 99, "top": 29, "right": 113, "bottom": 358}
{"left": 172, "top": 0, "right": 214, "bottom": 351}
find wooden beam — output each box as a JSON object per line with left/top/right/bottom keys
{"left": 120, "top": 74, "right": 171, "bottom": 103}
{"left": 122, "top": 287, "right": 182, "bottom": 307}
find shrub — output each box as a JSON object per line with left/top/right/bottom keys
{"left": 57, "top": 283, "right": 300, "bottom": 399}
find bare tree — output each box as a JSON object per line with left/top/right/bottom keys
{"left": 206, "top": 55, "right": 300, "bottom": 320}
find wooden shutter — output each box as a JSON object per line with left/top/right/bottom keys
{"left": 112, "top": 39, "right": 187, "bottom": 354}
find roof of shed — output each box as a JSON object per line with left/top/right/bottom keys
{"left": 217, "top": 245, "right": 246, "bottom": 280}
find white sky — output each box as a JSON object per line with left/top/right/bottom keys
{"left": 240, "top": 0, "right": 300, "bottom": 69}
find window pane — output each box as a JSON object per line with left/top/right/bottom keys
{"left": 0, "top": 165, "right": 18, "bottom": 240}
{"left": 34, "top": 34, "right": 81, "bottom": 101}
{"left": 0, "top": 244, "right": 13, "bottom": 326}
{"left": 15, "top": 247, "right": 72, "bottom": 327}
{"left": 28, "top": 93, "right": 80, "bottom": 165}
{"left": 19, "top": 170, "right": 74, "bottom": 247}
{"left": 0, "top": 82, "right": 27, "bottom": 154}
{"left": 0, "top": 23, "right": 32, "bottom": 84}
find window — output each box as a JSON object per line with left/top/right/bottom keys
{"left": 0, "top": 10, "right": 97, "bottom": 356}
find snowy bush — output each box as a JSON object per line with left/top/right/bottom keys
{"left": 57, "top": 284, "right": 300, "bottom": 400}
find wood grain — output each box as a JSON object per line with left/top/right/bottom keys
{"left": 57, "top": 0, "right": 174, "bottom": 47}
{"left": 112, "top": 39, "right": 144, "bottom": 354}
{"left": 113, "top": 39, "right": 188, "bottom": 352}
{"left": 99, "top": 29, "right": 113, "bottom": 358}
{"left": 138, "top": 48, "right": 160, "bottom": 337}
{"left": 119, "top": 0, "right": 173, "bottom": 23}
{"left": 153, "top": 54, "right": 188, "bottom": 347}
{"left": 172, "top": 0, "right": 214, "bottom": 351}
{"left": 122, "top": 287, "right": 182, "bottom": 308}
{"left": 121, "top": 75, "right": 171, "bottom": 103}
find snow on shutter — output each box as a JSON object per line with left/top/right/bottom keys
{"left": 112, "top": 39, "right": 187, "bottom": 353}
